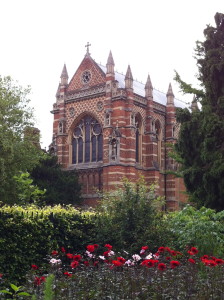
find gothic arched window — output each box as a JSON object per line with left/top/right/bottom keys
{"left": 72, "top": 115, "right": 103, "bottom": 164}
{"left": 155, "top": 120, "right": 162, "bottom": 167}
{"left": 135, "top": 114, "right": 142, "bottom": 164}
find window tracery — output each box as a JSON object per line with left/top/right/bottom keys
{"left": 72, "top": 115, "right": 103, "bottom": 164}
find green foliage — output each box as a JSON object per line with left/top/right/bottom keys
{"left": 43, "top": 275, "right": 54, "bottom": 300}
{"left": 13, "top": 172, "right": 46, "bottom": 206}
{"left": 167, "top": 205, "right": 224, "bottom": 256}
{"left": 0, "top": 283, "right": 31, "bottom": 299}
{"left": 95, "top": 178, "right": 168, "bottom": 253}
{"left": 174, "top": 13, "right": 224, "bottom": 210}
{"left": 0, "top": 76, "right": 43, "bottom": 204}
{"left": 30, "top": 154, "right": 82, "bottom": 206}
{"left": 0, "top": 205, "right": 95, "bottom": 284}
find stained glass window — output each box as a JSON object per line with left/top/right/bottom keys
{"left": 72, "top": 116, "right": 103, "bottom": 164}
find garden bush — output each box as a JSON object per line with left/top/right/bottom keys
{"left": 167, "top": 205, "right": 224, "bottom": 257}
{"left": 95, "top": 178, "right": 171, "bottom": 253}
{"left": 0, "top": 205, "right": 96, "bottom": 284}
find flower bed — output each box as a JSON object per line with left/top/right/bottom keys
{"left": 1, "top": 244, "right": 224, "bottom": 299}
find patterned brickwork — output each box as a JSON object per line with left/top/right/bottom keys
{"left": 67, "top": 56, "right": 106, "bottom": 92}
{"left": 65, "top": 96, "right": 105, "bottom": 133}
{"left": 51, "top": 51, "right": 188, "bottom": 211}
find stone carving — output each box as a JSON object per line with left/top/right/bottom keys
{"left": 66, "top": 85, "right": 106, "bottom": 101}
{"left": 69, "top": 107, "right": 75, "bottom": 117}
{"left": 97, "top": 101, "right": 104, "bottom": 111}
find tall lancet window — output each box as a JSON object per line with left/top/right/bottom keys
{"left": 135, "top": 114, "right": 142, "bottom": 164}
{"left": 72, "top": 115, "right": 103, "bottom": 164}
{"left": 155, "top": 120, "right": 162, "bottom": 167}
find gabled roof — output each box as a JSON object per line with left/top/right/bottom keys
{"left": 98, "top": 64, "right": 187, "bottom": 109}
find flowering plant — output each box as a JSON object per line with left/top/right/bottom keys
{"left": 2, "top": 243, "right": 222, "bottom": 300}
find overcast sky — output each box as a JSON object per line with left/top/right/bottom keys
{"left": 1, "top": 0, "right": 223, "bottom": 148}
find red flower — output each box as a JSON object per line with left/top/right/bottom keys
{"left": 61, "top": 247, "right": 66, "bottom": 253}
{"left": 166, "top": 256, "right": 171, "bottom": 260}
{"left": 104, "top": 244, "right": 113, "bottom": 250}
{"left": 208, "top": 260, "right": 217, "bottom": 267}
{"left": 202, "top": 259, "right": 217, "bottom": 267}
{"left": 70, "top": 261, "right": 79, "bottom": 268}
{"left": 0, "top": 274, "right": 3, "bottom": 278}
{"left": 117, "top": 257, "right": 126, "bottom": 264}
{"left": 215, "top": 258, "right": 224, "bottom": 265}
{"left": 188, "top": 258, "right": 196, "bottom": 264}
{"left": 93, "top": 261, "right": 99, "bottom": 267}
{"left": 34, "top": 276, "right": 45, "bottom": 286}
{"left": 64, "top": 271, "right": 72, "bottom": 277}
{"left": 112, "top": 260, "right": 123, "bottom": 267}
{"left": 103, "top": 250, "right": 110, "bottom": 257}
{"left": 201, "top": 255, "right": 209, "bottom": 260}
{"left": 73, "top": 255, "right": 82, "bottom": 261}
{"left": 158, "top": 263, "right": 166, "bottom": 271}
{"left": 170, "top": 260, "right": 180, "bottom": 269}
{"left": 141, "top": 259, "right": 157, "bottom": 268}
{"left": 141, "top": 260, "right": 149, "bottom": 266}
{"left": 83, "top": 261, "right": 90, "bottom": 266}
{"left": 170, "top": 250, "right": 177, "bottom": 256}
{"left": 31, "top": 264, "right": 38, "bottom": 270}
{"left": 190, "top": 247, "right": 198, "bottom": 255}
{"left": 158, "top": 247, "right": 165, "bottom": 253}
{"left": 141, "top": 246, "right": 148, "bottom": 250}
{"left": 188, "top": 247, "right": 198, "bottom": 255}
{"left": 164, "top": 247, "right": 172, "bottom": 253}
{"left": 94, "top": 244, "right": 99, "bottom": 249}
{"left": 51, "top": 250, "right": 58, "bottom": 256}
{"left": 66, "top": 253, "right": 74, "bottom": 259}
{"left": 86, "top": 245, "right": 95, "bottom": 253}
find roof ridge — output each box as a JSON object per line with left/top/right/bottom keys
{"left": 97, "top": 62, "right": 188, "bottom": 105}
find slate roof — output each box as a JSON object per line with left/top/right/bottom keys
{"left": 98, "top": 64, "right": 187, "bottom": 109}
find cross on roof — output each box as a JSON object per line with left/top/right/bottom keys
{"left": 85, "top": 42, "right": 91, "bottom": 54}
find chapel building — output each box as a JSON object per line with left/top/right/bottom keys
{"left": 51, "top": 47, "right": 188, "bottom": 210}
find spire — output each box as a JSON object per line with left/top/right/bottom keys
{"left": 145, "top": 74, "right": 153, "bottom": 98}
{"left": 166, "top": 83, "right": 174, "bottom": 105}
{"left": 191, "top": 95, "right": 199, "bottom": 111}
{"left": 125, "top": 65, "right": 133, "bottom": 89}
{"left": 60, "top": 64, "right": 68, "bottom": 85}
{"left": 106, "top": 50, "right": 115, "bottom": 74}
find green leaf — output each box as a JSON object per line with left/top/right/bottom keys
{"left": 18, "top": 291, "right": 31, "bottom": 296}
{"left": 10, "top": 283, "right": 20, "bottom": 292}
{"left": 0, "top": 289, "right": 12, "bottom": 295}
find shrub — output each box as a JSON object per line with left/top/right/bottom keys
{"left": 95, "top": 178, "right": 170, "bottom": 253}
{"left": 167, "top": 205, "right": 224, "bottom": 256}
{"left": 0, "top": 205, "right": 95, "bottom": 284}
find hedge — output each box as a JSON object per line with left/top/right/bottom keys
{"left": 0, "top": 205, "right": 96, "bottom": 283}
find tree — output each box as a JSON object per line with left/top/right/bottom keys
{"left": 95, "top": 178, "right": 167, "bottom": 253}
{"left": 0, "top": 76, "right": 42, "bottom": 204}
{"left": 30, "top": 153, "right": 82, "bottom": 206}
{"left": 174, "top": 13, "right": 224, "bottom": 210}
